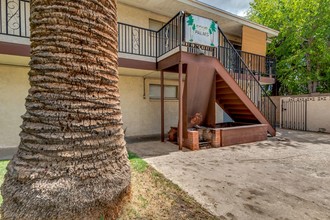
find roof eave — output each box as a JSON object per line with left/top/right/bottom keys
{"left": 178, "top": 0, "right": 279, "bottom": 37}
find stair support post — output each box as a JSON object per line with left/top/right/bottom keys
{"left": 161, "top": 70, "right": 165, "bottom": 142}
{"left": 179, "top": 62, "right": 183, "bottom": 150}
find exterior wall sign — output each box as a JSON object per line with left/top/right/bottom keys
{"left": 288, "top": 96, "right": 330, "bottom": 102}
{"left": 185, "top": 14, "right": 218, "bottom": 47}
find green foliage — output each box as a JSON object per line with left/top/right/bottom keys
{"left": 0, "top": 160, "right": 9, "bottom": 205}
{"left": 187, "top": 15, "right": 194, "bottom": 26}
{"left": 209, "top": 21, "right": 217, "bottom": 34}
{"left": 128, "top": 152, "right": 148, "bottom": 173}
{"left": 248, "top": 0, "right": 330, "bottom": 94}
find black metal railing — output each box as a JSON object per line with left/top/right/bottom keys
{"left": 0, "top": 5, "right": 276, "bottom": 128}
{"left": 216, "top": 26, "right": 276, "bottom": 128}
{"left": 0, "top": 3, "right": 275, "bottom": 78}
{"left": 118, "top": 22, "right": 157, "bottom": 57}
{"left": 0, "top": 0, "right": 30, "bottom": 37}
{"left": 238, "top": 50, "right": 276, "bottom": 78}
{"left": 156, "top": 11, "right": 183, "bottom": 58}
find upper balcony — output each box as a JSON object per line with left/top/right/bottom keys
{"left": 0, "top": 0, "right": 276, "bottom": 82}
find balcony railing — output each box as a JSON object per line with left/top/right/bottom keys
{"left": 0, "top": 0, "right": 30, "bottom": 38}
{"left": 0, "top": 0, "right": 276, "bottom": 78}
{"left": 239, "top": 50, "right": 276, "bottom": 78}
{"left": 0, "top": 2, "right": 276, "bottom": 129}
{"left": 118, "top": 22, "right": 157, "bottom": 57}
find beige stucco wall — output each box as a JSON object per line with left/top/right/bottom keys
{"left": 270, "top": 96, "right": 281, "bottom": 126}
{"left": 118, "top": 75, "right": 179, "bottom": 137}
{"left": 0, "top": 64, "right": 225, "bottom": 146}
{"left": 0, "top": 64, "right": 29, "bottom": 147}
{"left": 117, "top": 3, "right": 169, "bottom": 28}
{"left": 277, "top": 94, "right": 330, "bottom": 133}
{"left": 306, "top": 96, "right": 330, "bottom": 132}
{"left": 119, "top": 75, "right": 224, "bottom": 137}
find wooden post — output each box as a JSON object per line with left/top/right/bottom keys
{"left": 178, "top": 62, "right": 183, "bottom": 150}
{"left": 161, "top": 70, "right": 165, "bottom": 142}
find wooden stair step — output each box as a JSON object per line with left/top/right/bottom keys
{"left": 220, "top": 99, "right": 242, "bottom": 105}
{"left": 230, "top": 114, "right": 257, "bottom": 120}
{"left": 223, "top": 104, "right": 247, "bottom": 109}
{"left": 216, "top": 84, "right": 229, "bottom": 89}
{"left": 228, "top": 110, "right": 252, "bottom": 115}
{"left": 217, "top": 89, "right": 235, "bottom": 95}
{"left": 216, "top": 94, "right": 238, "bottom": 100}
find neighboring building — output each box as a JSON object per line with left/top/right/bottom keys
{"left": 0, "top": 0, "right": 278, "bottom": 148}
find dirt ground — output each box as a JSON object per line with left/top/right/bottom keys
{"left": 120, "top": 162, "right": 218, "bottom": 220}
{"left": 128, "top": 129, "right": 330, "bottom": 220}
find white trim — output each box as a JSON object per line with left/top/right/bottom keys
{"left": 0, "top": 35, "right": 30, "bottom": 45}
{"left": 118, "top": 52, "right": 156, "bottom": 62}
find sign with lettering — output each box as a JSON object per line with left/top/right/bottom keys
{"left": 185, "top": 14, "right": 219, "bottom": 47}
{"left": 287, "top": 96, "right": 330, "bottom": 102}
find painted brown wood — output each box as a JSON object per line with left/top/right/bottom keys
{"left": 220, "top": 124, "right": 268, "bottom": 146}
{"left": 242, "top": 26, "right": 267, "bottom": 74}
{"left": 0, "top": 42, "right": 30, "bottom": 56}
{"left": 179, "top": 52, "right": 275, "bottom": 136}
{"left": 118, "top": 58, "right": 156, "bottom": 70}
{"left": 242, "top": 26, "right": 267, "bottom": 56}
{"left": 161, "top": 70, "right": 165, "bottom": 142}
{"left": 147, "top": 51, "right": 275, "bottom": 136}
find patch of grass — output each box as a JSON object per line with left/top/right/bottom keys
{"left": 0, "top": 160, "right": 9, "bottom": 205}
{"left": 0, "top": 154, "right": 218, "bottom": 220}
{"left": 121, "top": 152, "right": 218, "bottom": 220}
{"left": 128, "top": 152, "right": 148, "bottom": 173}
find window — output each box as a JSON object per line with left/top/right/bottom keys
{"left": 149, "top": 84, "right": 178, "bottom": 100}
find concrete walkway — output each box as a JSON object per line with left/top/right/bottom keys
{"left": 0, "top": 147, "right": 18, "bottom": 160}
{"left": 128, "top": 129, "right": 330, "bottom": 220}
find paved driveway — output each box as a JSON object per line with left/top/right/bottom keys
{"left": 128, "top": 129, "right": 330, "bottom": 220}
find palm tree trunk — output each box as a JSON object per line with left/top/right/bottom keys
{"left": 1, "top": 0, "right": 131, "bottom": 219}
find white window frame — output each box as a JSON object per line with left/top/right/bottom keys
{"left": 149, "top": 84, "right": 178, "bottom": 100}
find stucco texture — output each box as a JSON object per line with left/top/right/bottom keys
{"left": 117, "top": 3, "right": 169, "bottom": 28}
{"left": 118, "top": 76, "right": 179, "bottom": 137}
{"left": 0, "top": 64, "right": 29, "bottom": 147}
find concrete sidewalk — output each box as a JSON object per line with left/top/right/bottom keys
{"left": 127, "top": 129, "right": 330, "bottom": 220}
{"left": 0, "top": 147, "right": 17, "bottom": 160}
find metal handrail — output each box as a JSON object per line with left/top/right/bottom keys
{"left": 118, "top": 22, "right": 157, "bottom": 57}
{"left": 156, "top": 11, "right": 184, "bottom": 58}
{"left": 217, "top": 26, "right": 276, "bottom": 128}
{"left": 0, "top": 2, "right": 277, "bottom": 127}
{"left": 237, "top": 50, "right": 276, "bottom": 77}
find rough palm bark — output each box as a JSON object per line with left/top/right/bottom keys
{"left": 1, "top": 0, "right": 131, "bottom": 219}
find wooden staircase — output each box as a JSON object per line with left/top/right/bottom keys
{"left": 158, "top": 51, "right": 276, "bottom": 136}
{"left": 213, "top": 59, "right": 276, "bottom": 136}
{"left": 156, "top": 12, "right": 276, "bottom": 139}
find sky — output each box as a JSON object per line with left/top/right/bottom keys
{"left": 198, "top": 0, "right": 253, "bottom": 17}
